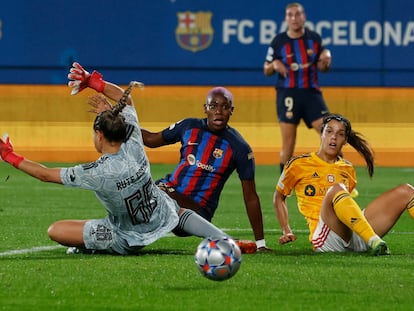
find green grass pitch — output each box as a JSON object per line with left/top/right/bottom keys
{"left": 0, "top": 162, "right": 413, "bottom": 310}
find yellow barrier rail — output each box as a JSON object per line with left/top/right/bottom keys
{"left": 0, "top": 85, "right": 413, "bottom": 166}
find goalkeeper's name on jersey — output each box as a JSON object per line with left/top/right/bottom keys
{"left": 116, "top": 165, "right": 147, "bottom": 191}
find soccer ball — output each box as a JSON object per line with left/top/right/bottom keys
{"left": 194, "top": 236, "right": 242, "bottom": 281}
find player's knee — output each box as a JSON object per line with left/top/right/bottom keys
{"left": 47, "top": 222, "right": 60, "bottom": 241}
{"left": 398, "top": 183, "right": 414, "bottom": 198}
{"left": 402, "top": 183, "right": 414, "bottom": 194}
{"left": 326, "top": 183, "right": 348, "bottom": 197}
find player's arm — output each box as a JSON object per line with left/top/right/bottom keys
{"left": 0, "top": 136, "right": 62, "bottom": 184}
{"left": 240, "top": 179, "right": 269, "bottom": 251}
{"left": 140, "top": 129, "right": 169, "bottom": 148}
{"left": 317, "top": 48, "right": 331, "bottom": 72}
{"left": 263, "top": 60, "right": 287, "bottom": 78}
{"left": 273, "top": 189, "right": 297, "bottom": 244}
{"left": 67, "top": 62, "right": 134, "bottom": 106}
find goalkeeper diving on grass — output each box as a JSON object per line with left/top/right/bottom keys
{"left": 0, "top": 63, "right": 231, "bottom": 255}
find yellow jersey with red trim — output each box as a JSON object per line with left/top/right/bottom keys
{"left": 276, "top": 152, "right": 357, "bottom": 240}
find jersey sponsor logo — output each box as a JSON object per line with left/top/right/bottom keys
{"left": 188, "top": 141, "right": 199, "bottom": 146}
{"left": 290, "top": 62, "right": 311, "bottom": 71}
{"left": 213, "top": 148, "right": 223, "bottom": 159}
{"left": 176, "top": 11, "right": 213, "bottom": 52}
{"left": 304, "top": 184, "right": 316, "bottom": 196}
{"left": 187, "top": 154, "right": 215, "bottom": 172}
{"left": 196, "top": 160, "right": 215, "bottom": 172}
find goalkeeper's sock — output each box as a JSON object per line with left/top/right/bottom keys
{"left": 407, "top": 195, "right": 414, "bottom": 219}
{"left": 332, "top": 190, "right": 377, "bottom": 244}
{"left": 177, "top": 209, "right": 226, "bottom": 238}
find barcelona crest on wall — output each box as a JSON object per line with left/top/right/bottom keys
{"left": 176, "top": 11, "right": 213, "bottom": 52}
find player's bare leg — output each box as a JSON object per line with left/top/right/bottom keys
{"left": 310, "top": 117, "right": 324, "bottom": 134}
{"left": 364, "top": 183, "right": 414, "bottom": 237}
{"left": 279, "top": 122, "right": 297, "bottom": 173}
{"left": 48, "top": 220, "right": 87, "bottom": 247}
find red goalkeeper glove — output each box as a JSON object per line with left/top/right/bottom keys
{"left": 0, "top": 135, "right": 24, "bottom": 168}
{"left": 67, "top": 62, "right": 105, "bottom": 95}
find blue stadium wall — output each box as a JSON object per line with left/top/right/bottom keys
{"left": 0, "top": 0, "right": 413, "bottom": 87}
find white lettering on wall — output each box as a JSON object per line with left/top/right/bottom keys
{"left": 223, "top": 19, "right": 414, "bottom": 47}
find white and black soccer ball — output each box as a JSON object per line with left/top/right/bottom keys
{"left": 194, "top": 236, "right": 242, "bottom": 281}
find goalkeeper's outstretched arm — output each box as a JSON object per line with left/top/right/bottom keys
{"left": 0, "top": 135, "right": 62, "bottom": 183}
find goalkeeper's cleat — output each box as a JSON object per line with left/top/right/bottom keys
{"left": 66, "top": 247, "right": 81, "bottom": 254}
{"left": 236, "top": 240, "right": 257, "bottom": 254}
{"left": 370, "top": 239, "right": 390, "bottom": 256}
{"left": 66, "top": 247, "right": 96, "bottom": 255}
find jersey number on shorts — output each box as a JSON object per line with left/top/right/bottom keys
{"left": 285, "top": 97, "right": 294, "bottom": 112}
{"left": 124, "top": 179, "right": 157, "bottom": 225}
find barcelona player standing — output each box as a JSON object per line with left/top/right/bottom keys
{"left": 264, "top": 2, "right": 332, "bottom": 173}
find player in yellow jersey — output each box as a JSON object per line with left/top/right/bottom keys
{"left": 274, "top": 113, "right": 414, "bottom": 255}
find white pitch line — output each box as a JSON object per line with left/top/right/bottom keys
{"left": 1, "top": 229, "right": 413, "bottom": 257}
{"left": 0, "top": 245, "right": 63, "bottom": 257}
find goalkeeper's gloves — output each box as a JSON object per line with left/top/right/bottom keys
{"left": 0, "top": 135, "right": 24, "bottom": 168}
{"left": 67, "top": 62, "right": 105, "bottom": 95}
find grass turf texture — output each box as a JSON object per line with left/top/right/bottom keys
{"left": 1, "top": 162, "right": 413, "bottom": 310}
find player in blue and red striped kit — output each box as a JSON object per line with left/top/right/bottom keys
{"left": 264, "top": 2, "right": 332, "bottom": 174}
{"left": 142, "top": 87, "right": 269, "bottom": 253}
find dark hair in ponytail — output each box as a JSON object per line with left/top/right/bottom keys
{"left": 93, "top": 111, "right": 126, "bottom": 143}
{"left": 93, "top": 81, "right": 144, "bottom": 143}
{"left": 322, "top": 114, "right": 375, "bottom": 177}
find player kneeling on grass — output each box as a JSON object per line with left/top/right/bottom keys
{"left": 0, "top": 71, "right": 231, "bottom": 255}
{"left": 273, "top": 113, "right": 414, "bottom": 255}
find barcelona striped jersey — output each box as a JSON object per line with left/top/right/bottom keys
{"left": 265, "top": 28, "right": 325, "bottom": 89}
{"left": 159, "top": 118, "right": 255, "bottom": 220}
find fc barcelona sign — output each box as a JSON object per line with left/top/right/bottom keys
{"left": 175, "top": 11, "right": 213, "bottom": 52}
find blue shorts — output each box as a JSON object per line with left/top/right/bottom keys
{"left": 276, "top": 88, "right": 329, "bottom": 128}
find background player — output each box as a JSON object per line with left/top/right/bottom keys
{"left": 263, "top": 2, "right": 332, "bottom": 173}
